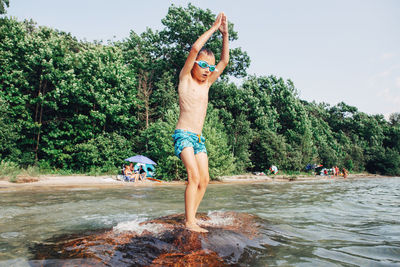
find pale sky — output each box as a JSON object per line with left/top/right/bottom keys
{"left": 5, "top": 0, "right": 400, "bottom": 118}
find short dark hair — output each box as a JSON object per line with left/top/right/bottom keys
{"left": 197, "top": 47, "right": 214, "bottom": 58}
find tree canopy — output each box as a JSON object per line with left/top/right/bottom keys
{"left": 0, "top": 0, "right": 9, "bottom": 15}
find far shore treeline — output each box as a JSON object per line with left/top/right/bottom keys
{"left": 1, "top": 4, "right": 399, "bottom": 180}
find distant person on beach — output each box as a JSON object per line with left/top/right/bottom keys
{"left": 343, "top": 168, "right": 348, "bottom": 178}
{"left": 172, "top": 12, "right": 229, "bottom": 233}
{"left": 129, "top": 163, "right": 135, "bottom": 173}
{"left": 124, "top": 165, "right": 131, "bottom": 176}
{"left": 125, "top": 163, "right": 139, "bottom": 182}
{"left": 139, "top": 165, "right": 146, "bottom": 181}
{"left": 124, "top": 165, "right": 133, "bottom": 180}
{"left": 269, "top": 165, "right": 278, "bottom": 175}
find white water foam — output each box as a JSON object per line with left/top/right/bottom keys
{"left": 113, "top": 219, "right": 165, "bottom": 235}
{"left": 200, "top": 212, "right": 235, "bottom": 227}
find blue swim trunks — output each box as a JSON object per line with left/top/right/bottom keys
{"left": 172, "top": 129, "right": 207, "bottom": 159}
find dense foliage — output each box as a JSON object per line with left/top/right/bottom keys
{"left": 0, "top": 0, "right": 9, "bottom": 15}
{"left": 1, "top": 4, "right": 399, "bottom": 178}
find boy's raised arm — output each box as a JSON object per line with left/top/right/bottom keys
{"left": 209, "top": 14, "right": 229, "bottom": 84}
{"left": 179, "top": 13, "right": 223, "bottom": 79}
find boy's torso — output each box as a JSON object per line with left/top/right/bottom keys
{"left": 176, "top": 77, "right": 210, "bottom": 134}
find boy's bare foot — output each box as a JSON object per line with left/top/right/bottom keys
{"left": 185, "top": 222, "right": 208, "bottom": 233}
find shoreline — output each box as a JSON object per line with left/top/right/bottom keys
{"left": 0, "top": 173, "right": 394, "bottom": 191}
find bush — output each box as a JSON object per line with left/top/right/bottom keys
{"left": 366, "top": 147, "right": 400, "bottom": 176}
{"left": 0, "top": 98, "right": 20, "bottom": 161}
{"left": 203, "top": 107, "right": 236, "bottom": 178}
{"left": 37, "top": 160, "right": 53, "bottom": 174}
{"left": 344, "top": 158, "right": 354, "bottom": 171}
{"left": 73, "top": 132, "right": 134, "bottom": 173}
{"left": 0, "top": 161, "right": 20, "bottom": 181}
{"left": 24, "top": 165, "right": 40, "bottom": 177}
{"left": 137, "top": 106, "right": 180, "bottom": 181}
{"left": 0, "top": 161, "right": 41, "bottom": 182}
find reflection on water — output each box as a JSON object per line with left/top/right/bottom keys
{"left": 0, "top": 177, "right": 399, "bottom": 266}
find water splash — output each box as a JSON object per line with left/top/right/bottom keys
{"left": 201, "top": 211, "right": 235, "bottom": 226}
{"left": 113, "top": 219, "right": 165, "bottom": 235}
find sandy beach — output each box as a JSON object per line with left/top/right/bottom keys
{"left": 0, "top": 173, "right": 387, "bottom": 191}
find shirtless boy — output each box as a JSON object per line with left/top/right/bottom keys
{"left": 172, "top": 12, "right": 229, "bottom": 233}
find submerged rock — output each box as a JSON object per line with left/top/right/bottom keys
{"left": 30, "top": 212, "right": 265, "bottom": 266}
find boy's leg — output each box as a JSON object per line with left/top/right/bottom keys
{"left": 180, "top": 147, "right": 208, "bottom": 232}
{"left": 193, "top": 152, "right": 210, "bottom": 215}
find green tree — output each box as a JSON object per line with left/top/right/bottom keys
{"left": 383, "top": 124, "right": 400, "bottom": 152}
{"left": 0, "top": 18, "right": 138, "bottom": 170}
{"left": 366, "top": 147, "right": 400, "bottom": 176}
{"left": 120, "top": 29, "right": 165, "bottom": 129}
{"left": 389, "top": 112, "right": 400, "bottom": 126}
{"left": 303, "top": 101, "right": 340, "bottom": 167}
{"left": 257, "top": 76, "right": 315, "bottom": 170}
{"left": 0, "top": 97, "right": 18, "bottom": 160}
{"left": 73, "top": 132, "right": 133, "bottom": 173}
{"left": 43, "top": 43, "right": 138, "bottom": 169}
{"left": 209, "top": 81, "right": 256, "bottom": 171}
{"left": 151, "top": 71, "right": 178, "bottom": 121}
{"left": 251, "top": 129, "right": 288, "bottom": 171}
{"left": 0, "top": 18, "right": 74, "bottom": 164}
{"left": 203, "top": 105, "right": 236, "bottom": 178}
{"left": 0, "top": 0, "right": 9, "bottom": 14}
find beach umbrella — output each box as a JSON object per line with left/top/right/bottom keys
{"left": 124, "top": 155, "right": 157, "bottom": 165}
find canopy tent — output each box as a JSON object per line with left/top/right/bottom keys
{"left": 124, "top": 155, "right": 157, "bottom": 178}
{"left": 134, "top": 163, "right": 156, "bottom": 178}
{"left": 124, "top": 155, "right": 157, "bottom": 165}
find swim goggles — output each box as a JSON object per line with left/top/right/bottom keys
{"left": 195, "top": 61, "right": 217, "bottom": 72}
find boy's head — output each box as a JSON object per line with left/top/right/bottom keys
{"left": 197, "top": 48, "right": 214, "bottom": 59}
{"left": 192, "top": 48, "right": 216, "bottom": 82}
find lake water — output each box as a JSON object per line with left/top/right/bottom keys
{"left": 0, "top": 177, "right": 399, "bottom": 266}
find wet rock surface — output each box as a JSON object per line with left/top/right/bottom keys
{"left": 29, "top": 212, "right": 266, "bottom": 266}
